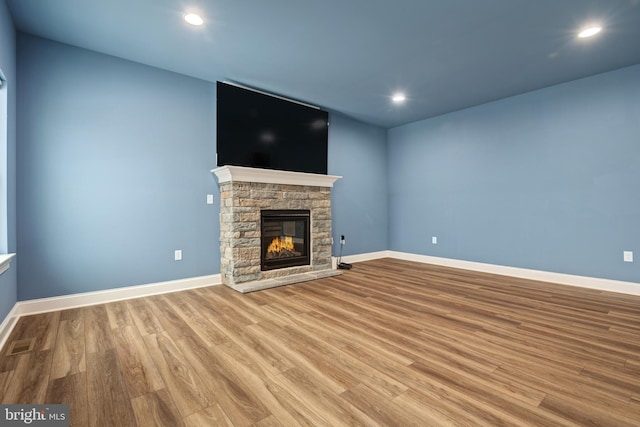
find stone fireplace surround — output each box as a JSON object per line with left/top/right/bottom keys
{"left": 212, "top": 166, "right": 342, "bottom": 293}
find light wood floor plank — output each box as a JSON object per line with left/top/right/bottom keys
{"left": 45, "top": 372, "right": 88, "bottom": 427}
{"left": 113, "top": 325, "right": 165, "bottom": 398}
{"left": 210, "top": 309, "right": 295, "bottom": 376}
{"left": 1, "top": 258, "right": 639, "bottom": 426}
{"left": 175, "top": 334, "right": 271, "bottom": 426}
{"left": 50, "top": 315, "right": 86, "bottom": 380}
{"left": 339, "top": 382, "right": 432, "bottom": 426}
{"left": 130, "top": 389, "right": 185, "bottom": 427}
{"left": 146, "top": 296, "right": 197, "bottom": 343}
{"left": 86, "top": 348, "right": 137, "bottom": 427}
{"left": 182, "top": 404, "right": 234, "bottom": 427}
{"left": 105, "top": 300, "right": 135, "bottom": 330}
{"left": 212, "top": 339, "right": 314, "bottom": 426}
{"left": 0, "top": 371, "right": 12, "bottom": 396}
{"left": 540, "top": 392, "right": 638, "bottom": 427}
{"left": 83, "top": 305, "right": 114, "bottom": 354}
{"left": 126, "top": 297, "right": 165, "bottom": 336}
{"left": 277, "top": 367, "right": 378, "bottom": 426}
{"left": 143, "top": 333, "right": 210, "bottom": 418}
{"left": 161, "top": 295, "right": 228, "bottom": 346}
{"left": 2, "top": 350, "right": 52, "bottom": 404}
{"left": 391, "top": 388, "right": 474, "bottom": 427}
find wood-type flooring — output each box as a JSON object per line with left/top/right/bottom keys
{"left": 1, "top": 258, "right": 640, "bottom": 426}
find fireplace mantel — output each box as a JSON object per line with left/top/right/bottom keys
{"left": 211, "top": 165, "right": 342, "bottom": 188}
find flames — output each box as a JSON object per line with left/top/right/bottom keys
{"left": 267, "top": 236, "right": 295, "bottom": 254}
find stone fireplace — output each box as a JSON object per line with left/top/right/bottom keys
{"left": 212, "top": 165, "right": 342, "bottom": 293}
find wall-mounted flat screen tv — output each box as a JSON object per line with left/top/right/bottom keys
{"left": 216, "top": 81, "right": 329, "bottom": 175}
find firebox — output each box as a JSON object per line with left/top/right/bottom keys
{"left": 261, "top": 210, "right": 310, "bottom": 271}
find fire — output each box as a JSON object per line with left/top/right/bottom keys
{"left": 267, "top": 236, "right": 295, "bottom": 254}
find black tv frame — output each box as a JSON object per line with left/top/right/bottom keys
{"left": 216, "top": 81, "right": 329, "bottom": 175}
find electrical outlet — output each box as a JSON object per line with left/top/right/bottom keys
{"left": 432, "top": 236, "right": 438, "bottom": 245}
{"left": 624, "top": 251, "right": 633, "bottom": 263}
{"left": 340, "top": 235, "right": 346, "bottom": 245}
{"left": 175, "top": 250, "right": 182, "bottom": 261}
{"left": 206, "top": 194, "right": 214, "bottom": 205}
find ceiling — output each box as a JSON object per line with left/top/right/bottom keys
{"left": 7, "top": 0, "right": 640, "bottom": 128}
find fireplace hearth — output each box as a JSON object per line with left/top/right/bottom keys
{"left": 261, "top": 210, "right": 310, "bottom": 271}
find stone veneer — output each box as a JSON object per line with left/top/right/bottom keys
{"left": 213, "top": 166, "right": 341, "bottom": 287}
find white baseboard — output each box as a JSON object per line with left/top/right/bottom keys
{"left": 342, "top": 250, "right": 640, "bottom": 296}
{"left": 14, "top": 274, "right": 222, "bottom": 317}
{"left": 0, "top": 274, "right": 222, "bottom": 352}
{"left": 341, "top": 251, "right": 391, "bottom": 264}
{"left": 0, "top": 304, "right": 20, "bottom": 354}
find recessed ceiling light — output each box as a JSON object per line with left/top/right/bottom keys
{"left": 392, "top": 93, "right": 406, "bottom": 103}
{"left": 578, "top": 25, "right": 602, "bottom": 38}
{"left": 184, "top": 13, "right": 204, "bottom": 26}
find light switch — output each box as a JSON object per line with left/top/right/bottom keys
{"left": 207, "top": 194, "right": 214, "bottom": 205}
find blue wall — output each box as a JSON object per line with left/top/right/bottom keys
{"left": 13, "top": 31, "right": 639, "bottom": 304}
{"left": 388, "top": 65, "right": 640, "bottom": 283}
{"left": 17, "top": 34, "right": 219, "bottom": 300}
{"left": 0, "top": 0, "right": 17, "bottom": 320}
{"left": 328, "top": 112, "right": 388, "bottom": 256}
{"left": 15, "top": 34, "right": 388, "bottom": 301}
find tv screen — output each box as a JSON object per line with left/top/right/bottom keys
{"left": 216, "top": 81, "right": 329, "bottom": 174}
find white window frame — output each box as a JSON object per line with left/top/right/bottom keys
{"left": 0, "top": 68, "right": 15, "bottom": 276}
